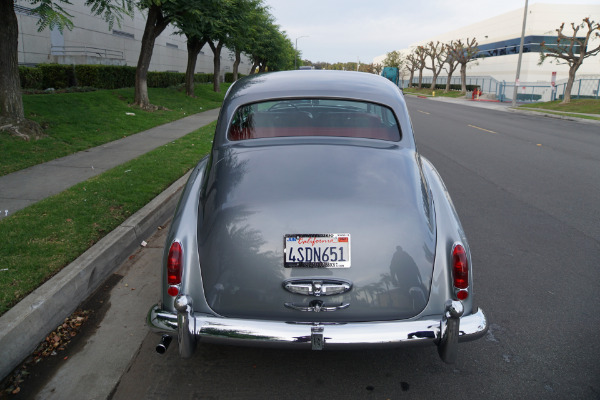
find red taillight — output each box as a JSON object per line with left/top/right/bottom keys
{"left": 452, "top": 244, "right": 469, "bottom": 290}
{"left": 167, "top": 242, "right": 182, "bottom": 285}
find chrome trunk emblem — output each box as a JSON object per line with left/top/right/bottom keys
{"left": 283, "top": 278, "right": 352, "bottom": 296}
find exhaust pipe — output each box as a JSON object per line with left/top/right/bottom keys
{"left": 156, "top": 334, "right": 172, "bottom": 354}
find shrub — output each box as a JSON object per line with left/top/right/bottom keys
{"left": 224, "top": 72, "right": 246, "bottom": 82}
{"left": 194, "top": 73, "right": 213, "bottom": 83}
{"left": 73, "top": 65, "right": 135, "bottom": 89}
{"left": 38, "top": 64, "right": 77, "bottom": 89}
{"left": 147, "top": 71, "right": 185, "bottom": 88}
{"left": 19, "top": 64, "right": 225, "bottom": 90}
{"left": 19, "top": 66, "right": 44, "bottom": 90}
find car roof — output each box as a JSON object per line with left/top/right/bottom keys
{"left": 224, "top": 70, "right": 403, "bottom": 106}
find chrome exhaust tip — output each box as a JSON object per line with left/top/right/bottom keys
{"left": 156, "top": 334, "right": 172, "bottom": 354}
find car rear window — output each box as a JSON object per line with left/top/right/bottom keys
{"left": 228, "top": 99, "right": 401, "bottom": 142}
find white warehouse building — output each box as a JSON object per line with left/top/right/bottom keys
{"left": 374, "top": 3, "right": 600, "bottom": 100}
{"left": 15, "top": 0, "right": 253, "bottom": 78}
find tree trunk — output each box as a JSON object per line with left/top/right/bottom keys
{"left": 250, "top": 61, "right": 259, "bottom": 74}
{"left": 0, "top": 0, "right": 43, "bottom": 140}
{"left": 134, "top": 4, "right": 169, "bottom": 109}
{"left": 445, "top": 66, "right": 456, "bottom": 93}
{"left": 418, "top": 69, "right": 423, "bottom": 89}
{"left": 562, "top": 64, "right": 580, "bottom": 104}
{"left": 460, "top": 63, "right": 467, "bottom": 95}
{"left": 445, "top": 72, "right": 452, "bottom": 92}
{"left": 431, "top": 73, "right": 438, "bottom": 91}
{"left": 408, "top": 70, "right": 414, "bottom": 88}
{"left": 185, "top": 37, "right": 207, "bottom": 97}
{"left": 0, "top": 0, "right": 23, "bottom": 124}
{"left": 232, "top": 50, "right": 241, "bottom": 81}
{"left": 208, "top": 41, "right": 223, "bottom": 93}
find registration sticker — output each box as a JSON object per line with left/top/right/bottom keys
{"left": 284, "top": 234, "right": 351, "bottom": 268}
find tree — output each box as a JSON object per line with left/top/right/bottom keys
{"left": 182, "top": 33, "right": 208, "bottom": 97}
{"left": 405, "top": 52, "right": 421, "bottom": 88}
{"left": 539, "top": 18, "right": 600, "bottom": 104}
{"left": 171, "top": 3, "right": 210, "bottom": 97}
{"left": 382, "top": 50, "right": 404, "bottom": 70}
{"left": 246, "top": 15, "right": 269, "bottom": 73}
{"left": 373, "top": 63, "right": 383, "bottom": 75}
{"left": 1, "top": 0, "right": 132, "bottom": 140}
{"left": 358, "top": 63, "right": 375, "bottom": 73}
{"left": 414, "top": 47, "right": 427, "bottom": 89}
{"left": 246, "top": 16, "right": 295, "bottom": 73}
{"left": 134, "top": 0, "right": 185, "bottom": 109}
{"left": 422, "top": 41, "right": 446, "bottom": 91}
{"left": 202, "top": 0, "right": 249, "bottom": 92}
{"left": 443, "top": 41, "right": 460, "bottom": 93}
{"left": 382, "top": 50, "right": 406, "bottom": 82}
{"left": 226, "top": 0, "right": 267, "bottom": 81}
{"left": 446, "top": 38, "right": 479, "bottom": 95}
{"left": 258, "top": 29, "right": 295, "bottom": 71}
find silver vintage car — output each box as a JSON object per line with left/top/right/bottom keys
{"left": 148, "top": 70, "right": 488, "bottom": 363}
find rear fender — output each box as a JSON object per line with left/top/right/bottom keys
{"left": 419, "top": 156, "right": 474, "bottom": 317}
{"left": 161, "top": 156, "right": 213, "bottom": 315}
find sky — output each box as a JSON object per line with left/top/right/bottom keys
{"left": 263, "top": 0, "right": 600, "bottom": 64}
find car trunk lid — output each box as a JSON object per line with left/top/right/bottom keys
{"left": 198, "top": 141, "right": 436, "bottom": 322}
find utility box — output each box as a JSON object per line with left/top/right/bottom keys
{"left": 381, "top": 67, "right": 399, "bottom": 86}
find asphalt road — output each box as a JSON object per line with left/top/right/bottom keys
{"left": 20, "top": 98, "right": 600, "bottom": 399}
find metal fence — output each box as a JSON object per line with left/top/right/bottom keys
{"left": 50, "top": 46, "right": 124, "bottom": 60}
{"left": 498, "top": 77, "right": 600, "bottom": 102}
{"left": 405, "top": 74, "right": 600, "bottom": 103}
{"left": 405, "top": 75, "right": 501, "bottom": 94}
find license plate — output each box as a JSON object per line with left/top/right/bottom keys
{"left": 284, "top": 234, "right": 351, "bottom": 268}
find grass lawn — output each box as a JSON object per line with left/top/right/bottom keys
{"left": 519, "top": 99, "right": 600, "bottom": 116}
{"left": 0, "top": 122, "right": 216, "bottom": 316}
{"left": 0, "top": 84, "right": 228, "bottom": 176}
{"left": 403, "top": 87, "right": 466, "bottom": 98}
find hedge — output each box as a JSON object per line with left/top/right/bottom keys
{"left": 19, "top": 66, "right": 43, "bottom": 90}
{"left": 18, "top": 64, "right": 239, "bottom": 90}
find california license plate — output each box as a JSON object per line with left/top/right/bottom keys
{"left": 284, "top": 234, "right": 351, "bottom": 268}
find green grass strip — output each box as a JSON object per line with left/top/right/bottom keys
{"left": 517, "top": 109, "right": 600, "bottom": 121}
{"left": 0, "top": 84, "right": 228, "bottom": 176}
{"left": 519, "top": 98, "right": 600, "bottom": 115}
{"left": 0, "top": 122, "right": 216, "bottom": 316}
{"left": 403, "top": 88, "right": 466, "bottom": 98}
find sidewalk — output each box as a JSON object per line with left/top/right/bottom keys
{"left": 0, "top": 108, "right": 219, "bottom": 381}
{"left": 0, "top": 108, "right": 220, "bottom": 221}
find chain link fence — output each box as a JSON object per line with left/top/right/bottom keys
{"left": 406, "top": 75, "right": 500, "bottom": 95}
{"left": 406, "top": 74, "right": 600, "bottom": 103}
{"left": 497, "top": 76, "right": 600, "bottom": 102}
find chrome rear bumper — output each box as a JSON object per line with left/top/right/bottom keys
{"left": 147, "top": 295, "right": 488, "bottom": 364}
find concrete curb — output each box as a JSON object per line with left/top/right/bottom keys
{"left": 0, "top": 171, "right": 191, "bottom": 380}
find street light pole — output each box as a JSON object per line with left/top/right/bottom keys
{"left": 512, "top": 0, "right": 529, "bottom": 107}
{"left": 295, "top": 36, "right": 308, "bottom": 69}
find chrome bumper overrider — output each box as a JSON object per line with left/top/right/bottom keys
{"left": 147, "top": 295, "right": 488, "bottom": 363}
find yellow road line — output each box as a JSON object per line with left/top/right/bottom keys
{"left": 417, "top": 110, "right": 430, "bottom": 115}
{"left": 468, "top": 124, "right": 497, "bottom": 134}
